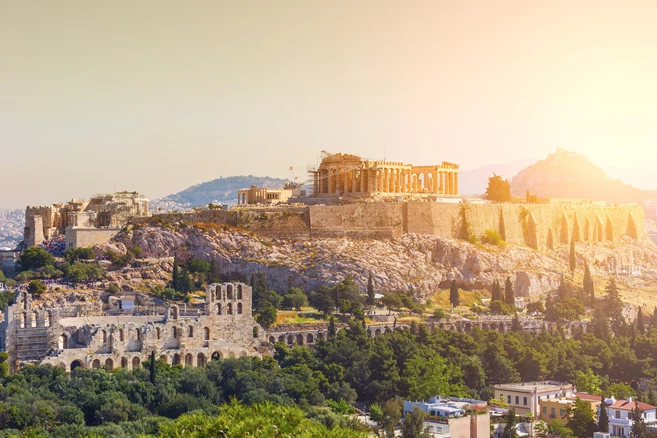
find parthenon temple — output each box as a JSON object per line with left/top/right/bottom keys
{"left": 310, "top": 153, "right": 459, "bottom": 197}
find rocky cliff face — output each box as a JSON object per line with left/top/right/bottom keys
{"left": 98, "top": 223, "right": 657, "bottom": 300}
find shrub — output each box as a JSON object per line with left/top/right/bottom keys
{"left": 482, "top": 229, "right": 505, "bottom": 247}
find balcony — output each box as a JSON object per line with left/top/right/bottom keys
{"left": 609, "top": 417, "right": 631, "bottom": 426}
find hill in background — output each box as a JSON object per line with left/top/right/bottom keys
{"left": 511, "top": 149, "right": 656, "bottom": 205}
{"left": 459, "top": 157, "right": 536, "bottom": 195}
{"left": 151, "top": 175, "right": 291, "bottom": 210}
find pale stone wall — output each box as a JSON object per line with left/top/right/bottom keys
{"left": 135, "top": 202, "right": 647, "bottom": 245}
{"left": 65, "top": 228, "right": 122, "bottom": 249}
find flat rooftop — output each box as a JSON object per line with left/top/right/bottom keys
{"left": 495, "top": 381, "right": 572, "bottom": 393}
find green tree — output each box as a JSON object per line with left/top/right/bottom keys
{"left": 504, "top": 277, "right": 515, "bottom": 307}
{"left": 449, "top": 281, "right": 460, "bottom": 308}
{"left": 403, "top": 353, "right": 466, "bottom": 401}
{"left": 282, "top": 288, "right": 308, "bottom": 310}
{"left": 605, "top": 277, "right": 625, "bottom": 333}
{"left": 380, "top": 399, "right": 403, "bottom": 438}
{"left": 637, "top": 307, "right": 646, "bottom": 335}
{"left": 382, "top": 294, "right": 402, "bottom": 311}
{"left": 491, "top": 279, "right": 503, "bottom": 302}
{"left": 172, "top": 254, "right": 180, "bottom": 290}
{"left": 485, "top": 174, "right": 511, "bottom": 203}
{"left": 256, "top": 305, "right": 277, "bottom": 328}
{"left": 570, "top": 239, "right": 576, "bottom": 274}
{"left": 309, "top": 286, "right": 336, "bottom": 315}
{"left": 629, "top": 402, "right": 648, "bottom": 438}
{"left": 598, "top": 395, "right": 609, "bottom": 432}
{"left": 19, "top": 247, "right": 54, "bottom": 271}
{"left": 535, "top": 420, "right": 574, "bottom": 438}
{"left": 565, "top": 398, "right": 597, "bottom": 438}
{"left": 583, "top": 263, "right": 595, "bottom": 307}
{"left": 149, "top": 351, "right": 156, "bottom": 384}
{"left": 401, "top": 406, "right": 431, "bottom": 438}
{"left": 366, "top": 273, "right": 375, "bottom": 307}
{"left": 27, "top": 279, "right": 46, "bottom": 295}
{"left": 500, "top": 408, "right": 519, "bottom": 438}
{"left": 573, "top": 369, "right": 602, "bottom": 395}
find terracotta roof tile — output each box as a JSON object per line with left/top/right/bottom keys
{"left": 609, "top": 400, "right": 656, "bottom": 411}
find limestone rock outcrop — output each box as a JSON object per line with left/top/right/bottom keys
{"left": 98, "top": 224, "right": 657, "bottom": 300}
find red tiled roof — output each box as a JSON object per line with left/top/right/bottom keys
{"left": 574, "top": 392, "right": 602, "bottom": 402}
{"left": 609, "top": 400, "right": 656, "bottom": 411}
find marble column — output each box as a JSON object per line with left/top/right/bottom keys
{"left": 454, "top": 173, "right": 459, "bottom": 195}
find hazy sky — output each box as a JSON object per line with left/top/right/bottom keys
{"left": 2, "top": 0, "right": 657, "bottom": 208}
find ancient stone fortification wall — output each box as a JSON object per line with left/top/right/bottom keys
{"left": 309, "top": 203, "right": 404, "bottom": 239}
{"left": 137, "top": 202, "right": 646, "bottom": 246}
{"left": 65, "top": 228, "right": 122, "bottom": 249}
{"left": 236, "top": 208, "right": 310, "bottom": 238}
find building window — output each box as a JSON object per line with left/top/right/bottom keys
{"left": 523, "top": 397, "right": 528, "bottom": 406}
{"left": 560, "top": 409, "right": 564, "bottom": 417}
{"left": 188, "top": 326, "right": 194, "bottom": 337}
{"left": 551, "top": 408, "right": 555, "bottom": 418}
{"left": 543, "top": 407, "right": 547, "bottom": 414}
{"left": 616, "top": 411, "right": 620, "bottom": 419}
{"left": 515, "top": 396, "right": 519, "bottom": 405}
{"left": 507, "top": 395, "right": 511, "bottom": 404}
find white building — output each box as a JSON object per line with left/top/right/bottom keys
{"left": 403, "top": 397, "right": 489, "bottom": 438}
{"left": 604, "top": 396, "right": 657, "bottom": 438}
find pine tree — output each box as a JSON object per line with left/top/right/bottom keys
{"left": 366, "top": 273, "right": 375, "bottom": 307}
{"left": 598, "top": 395, "right": 609, "bottom": 432}
{"left": 449, "top": 280, "right": 460, "bottom": 308}
{"left": 569, "top": 239, "right": 577, "bottom": 274}
{"left": 504, "top": 277, "right": 515, "bottom": 307}
{"left": 637, "top": 307, "right": 646, "bottom": 335}
{"left": 584, "top": 263, "right": 595, "bottom": 307}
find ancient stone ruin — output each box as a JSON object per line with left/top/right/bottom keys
{"left": 23, "top": 191, "right": 150, "bottom": 249}
{"left": 0, "top": 282, "right": 270, "bottom": 373}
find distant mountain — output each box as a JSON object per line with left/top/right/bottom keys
{"left": 510, "top": 149, "right": 657, "bottom": 204}
{"left": 152, "top": 175, "right": 292, "bottom": 210}
{"left": 459, "top": 158, "right": 537, "bottom": 195}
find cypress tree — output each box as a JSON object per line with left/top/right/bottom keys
{"left": 570, "top": 239, "right": 577, "bottom": 274}
{"left": 504, "top": 277, "right": 515, "bottom": 307}
{"left": 449, "top": 280, "right": 460, "bottom": 308}
{"left": 172, "top": 254, "right": 180, "bottom": 290}
{"left": 598, "top": 395, "right": 609, "bottom": 432}
{"left": 584, "top": 263, "right": 595, "bottom": 307}
{"left": 637, "top": 307, "right": 646, "bottom": 335}
{"left": 328, "top": 316, "right": 336, "bottom": 338}
{"left": 367, "top": 273, "right": 375, "bottom": 306}
{"left": 149, "top": 351, "right": 156, "bottom": 384}
{"left": 491, "top": 280, "right": 502, "bottom": 302}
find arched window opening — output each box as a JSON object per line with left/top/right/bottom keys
{"left": 204, "top": 327, "right": 210, "bottom": 341}
{"left": 237, "top": 303, "right": 243, "bottom": 314}
{"left": 237, "top": 285, "right": 243, "bottom": 300}
{"left": 59, "top": 334, "right": 68, "bottom": 349}
{"left": 227, "top": 284, "right": 233, "bottom": 300}
{"left": 217, "top": 303, "right": 222, "bottom": 315}
{"left": 188, "top": 326, "right": 194, "bottom": 337}
{"left": 227, "top": 303, "right": 233, "bottom": 315}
